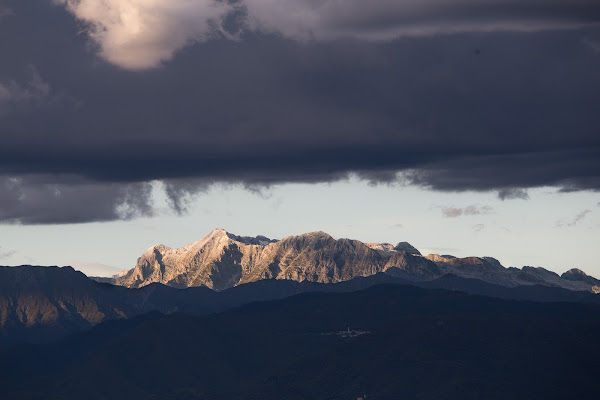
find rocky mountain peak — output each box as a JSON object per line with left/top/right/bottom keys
{"left": 482, "top": 257, "right": 504, "bottom": 269}
{"left": 204, "top": 227, "right": 230, "bottom": 241}
{"left": 365, "top": 242, "right": 396, "bottom": 252}
{"left": 394, "top": 242, "right": 421, "bottom": 255}
{"left": 299, "top": 231, "right": 333, "bottom": 239}
{"left": 563, "top": 268, "right": 587, "bottom": 278}
{"left": 0, "top": 265, "right": 91, "bottom": 291}
{"left": 561, "top": 268, "right": 600, "bottom": 287}
{"left": 226, "top": 232, "right": 278, "bottom": 246}
{"left": 426, "top": 254, "right": 452, "bottom": 263}
{"left": 142, "top": 244, "right": 169, "bottom": 255}
{"left": 110, "top": 229, "right": 600, "bottom": 294}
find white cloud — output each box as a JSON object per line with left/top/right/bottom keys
{"left": 55, "top": 0, "right": 234, "bottom": 70}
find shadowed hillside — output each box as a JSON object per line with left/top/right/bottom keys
{"left": 1, "top": 284, "right": 600, "bottom": 399}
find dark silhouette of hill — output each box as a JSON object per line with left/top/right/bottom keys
{"left": 417, "top": 273, "right": 600, "bottom": 303}
{"left": 237, "top": 315, "right": 600, "bottom": 400}
{"left": 2, "top": 265, "right": 600, "bottom": 350}
{"left": 1, "top": 284, "right": 600, "bottom": 399}
{"left": 0, "top": 265, "right": 413, "bottom": 348}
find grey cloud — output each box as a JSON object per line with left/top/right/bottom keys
{"left": 0, "top": 65, "right": 78, "bottom": 118}
{"left": 242, "top": 184, "right": 274, "bottom": 200}
{"left": 556, "top": 209, "right": 592, "bottom": 227}
{"left": 0, "top": 175, "right": 153, "bottom": 224}
{"left": 0, "top": 246, "right": 17, "bottom": 260}
{"left": 442, "top": 205, "right": 493, "bottom": 218}
{"left": 575, "top": 210, "right": 592, "bottom": 225}
{"left": 161, "top": 179, "right": 212, "bottom": 215}
{"left": 473, "top": 224, "right": 485, "bottom": 232}
{"left": 583, "top": 37, "right": 600, "bottom": 53}
{"left": 389, "top": 223, "right": 404, "bottom": 229}
{"left": 465, "top": 205, "right": 493, "bottom": 215}
{"left": 0, "top": 66, "right": 51, "bottom": 115}
{"left": 403, "top": 148, "right": 600, "bottom": 193}
{"left": 498, "top": 188, "right": 530, "bottom": 201}
{"left": 442, "top": 207, "right": 464, "bottom": 218}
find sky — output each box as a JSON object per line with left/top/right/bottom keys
{"left": 0, "top": 0, "right": 599, "bottom": 277}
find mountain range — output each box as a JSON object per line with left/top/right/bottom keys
{"left": 107, "top": 228, "right": 600, "bottom": 293}
{"left": 2, "top": 228, "right": 600, "bottom": 399}
{"left": 1, "top": 228, "right": 599, "bottom": 349}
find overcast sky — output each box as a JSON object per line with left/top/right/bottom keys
{"left": 0, "top": 0, "right": 599, "bottom": 277}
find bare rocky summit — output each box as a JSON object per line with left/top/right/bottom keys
{"left": 113, "top": 228, "right": 599, "bottom": 293}
{"left": 117, "top": 229, "right": 391, "bottom": 290}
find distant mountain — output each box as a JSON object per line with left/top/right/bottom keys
{"left": 2, "top": 284, "right": 600, "bottom": 400}
{"left": 109, "top": 228, "right": 600, "bottom": 293}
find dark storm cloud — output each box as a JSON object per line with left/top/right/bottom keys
{"left": 0, "top": 175, "right": 153, "bottom": 224}
{"left": 52, "top": 0, "right": 600, "bottom": 70}
{"left": 0, "top": 0, "right": 599, "bottom": 223}
{"left": 498, "top": 188, "right": 530, "bottom": 201}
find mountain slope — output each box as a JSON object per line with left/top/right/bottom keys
{"left": 116, "top": 229, "right": 396, "bottom": 290}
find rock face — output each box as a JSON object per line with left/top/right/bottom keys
{"left": 393, "top": 242, "right": 422, "bottom": 256}
{"left": 562, "top": 268, "right": 600, "bottom": 287}
{"left": 113, "top": 228, "right": 600, "bottom": 293}
{"left": 116, "top": 229, "right": 393, "bottom": 290}
{"left": 0, "top": 265, "right": 136, "bottom": 346}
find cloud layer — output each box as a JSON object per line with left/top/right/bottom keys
{"left": 54, "top": 0, "right": 600, "bottom": 70}
{"left": 0, "top": 1, "right": 598, "bottom": 223}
